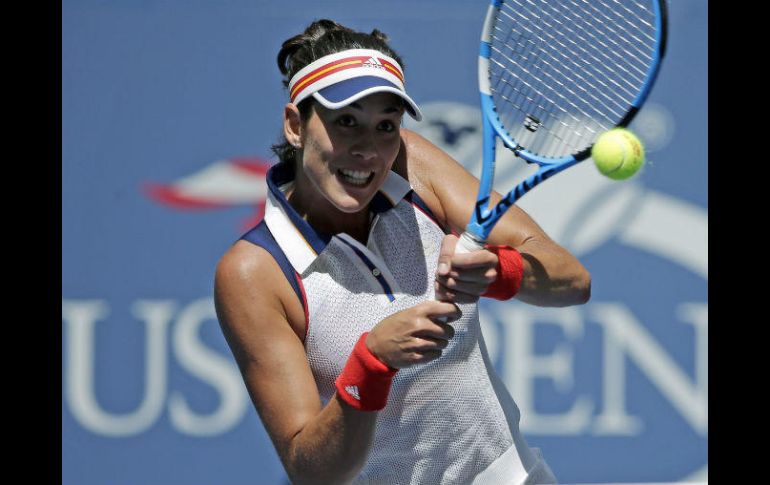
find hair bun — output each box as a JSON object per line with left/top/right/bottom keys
{"left": 369, "top": 29, "right": 389, "bottom": 44}
{"left": 276, "top": 19, "right": 355, "bottom": 81}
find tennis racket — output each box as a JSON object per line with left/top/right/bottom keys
{"left": 455, "top": 0, "right": 668, "bottom": 253}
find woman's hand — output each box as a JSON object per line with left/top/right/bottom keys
{"left": 434, "top": 234, "right": 499, "bottom": 304}
{"left": 365, "top": 301, "right": 460, "bottom": 369}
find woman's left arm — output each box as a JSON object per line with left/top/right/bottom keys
{"left": 397, "top": 129, "right": 591, "bottom": 307}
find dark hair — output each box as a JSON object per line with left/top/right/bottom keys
{"left": 270, "top": 19, "right": 405, "bottom": 164}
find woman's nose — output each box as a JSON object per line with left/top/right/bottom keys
{"left": 349, "top": 133, "right": 378, "bottom": 160}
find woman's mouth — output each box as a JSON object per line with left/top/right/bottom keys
{"left": 337, "top": 168, "right": 375, "bottom": 187}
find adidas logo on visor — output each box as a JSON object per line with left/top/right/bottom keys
{"left": 362, "top": 57, "right": 384, "bottom": 69}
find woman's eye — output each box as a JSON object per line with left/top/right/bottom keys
{"left": 378, "top": 120, "right": 396, "bottom": 132}
{"left": 337, "top": 115, "right": 356, "bottom": 127}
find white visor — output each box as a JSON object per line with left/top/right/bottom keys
{"left": 288, "top": 49, "right": 422, "bottom": 121}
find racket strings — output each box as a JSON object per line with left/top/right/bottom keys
{"left": 489, "top": 53, "right": 578, "bottom": 150}
{"left": 527, "top": 1, "right": 646, "bottom": 96}
{"left": 489, "top": 0, "right": 657, "bottom": 158}
{"left": 489, "top": 14, "right": 582, "bottom": 150}
{"left": 491, "top": 28, "right": 605, "bottom": 153}
{"left": 491, "top": 7, "right": 607, "bottom": 153}
{"left": 493, "top": 27, "right": 628, "bottom": 125}
{"left": 502, "top": 2, "right": 640, "bottom": 102}
{"left": 492, "top": 0, "right": 653, "bottom": 155}
{"left": 491, "top": 14, "right": 617, "bottom": 118}
{"left": 513, "top": 0, "right": 641, "bottom": 147}
{"left": 499, "top": 0, "right": 642, "bottom": 129}
{"left": 577, "top": 6, "right": 655, "bottom": 65}
{"left": 549, "top": 1, "right": 651, "bottom": 80}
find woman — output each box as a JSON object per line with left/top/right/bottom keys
{"left": 215, "top": 19, "right": 590, "bottom": 484}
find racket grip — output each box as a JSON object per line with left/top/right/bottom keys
{"left": 455, "top": 231, "right": 485, "bottom": 254}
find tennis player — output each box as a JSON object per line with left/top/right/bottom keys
{"left": 215, "top": 19, "right": 590, "bottom": 484}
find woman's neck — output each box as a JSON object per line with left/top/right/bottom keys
{"left": 286, "top": 175, "right": 372, "bottom": 246}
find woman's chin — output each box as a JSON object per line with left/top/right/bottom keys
{"left": 332, "top": 194, "right": 372, "bottom": 214}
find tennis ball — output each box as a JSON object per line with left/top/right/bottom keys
{"left": 591, "top": 128, "right": 645, "bottom": 180}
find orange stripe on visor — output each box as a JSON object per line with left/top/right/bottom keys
{"left": 289, "top": 58, "right": 368, "bottom": 101}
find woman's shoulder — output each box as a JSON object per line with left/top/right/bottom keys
{"left": 395, "top": 128, "right": 455, "bottom": 227}
{"left": 215, "top": 239, "right": 306, "bottom": 340}
{"left": 217, "top": 239, "right": 281, "bottom": 287}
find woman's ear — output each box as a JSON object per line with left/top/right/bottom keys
{"left": 283, "top": 103, "right": 303, "bottom": 149}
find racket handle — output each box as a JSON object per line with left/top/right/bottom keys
{"left": 455, "top": 231, "right": 485, "bottom": 254}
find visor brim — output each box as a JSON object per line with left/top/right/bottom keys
{"left": 312, "top": 76, "right": 422, "bottom": 121}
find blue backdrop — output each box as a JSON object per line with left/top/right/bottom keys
{"left": 62, "top": 1, "right": 707, "bottom": 484}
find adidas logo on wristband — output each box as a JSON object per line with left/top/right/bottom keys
{"left": 345, "top": 385, "right": 361, "bottom": 401}
{"left": 335, "top": 333, "right": 397, "bottom": 411}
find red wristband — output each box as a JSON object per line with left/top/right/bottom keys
{"left": 335, "top": 333, "right": 398, "bottom": 411}
{"left": 481, "top": 245, "right": 524, "bottom": 301}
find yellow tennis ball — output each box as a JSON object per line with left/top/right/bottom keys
{"left": 591, "top": 128, "right": 645, "bottom": 180}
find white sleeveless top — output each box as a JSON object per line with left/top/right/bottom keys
{"left": 258, "top": 163, "right": 557, "bottom": 484}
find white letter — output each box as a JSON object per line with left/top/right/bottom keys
{"left": 591, "top": 303, "right": 706, "bottom": 436}
{"left": 62, "top": 300, "right": 173, "bottom": 437}
{"left": 591, "top": 303, "right": 643, "bottom": 436}
{"left": 678, "top": 302, "right": 708, "bottom": 433}
{"left": 504, "top": 306, "right": 593, "bottom": 435}
{"left": 168, "top": 298, "right": 248, "bottom": 436}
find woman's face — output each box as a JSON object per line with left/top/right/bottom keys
{"left": 295, "top": 92, "right": 405, "bottom": 214}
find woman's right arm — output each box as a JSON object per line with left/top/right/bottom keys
{"left": 214, "top": 241, "right": 458, "bottom": 484}
{"left": 215, "top": 241, "right": 377, "bottom": 483}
